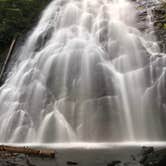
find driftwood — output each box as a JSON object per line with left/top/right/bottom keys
{"left": 0, "top": 37, "right": 17, "bottom": 82}
{"left": 0, "top": 145, "right": 55, "bottom": 158}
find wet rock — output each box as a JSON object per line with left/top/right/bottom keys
{"left": 153, "top": 2, "right": 166, "bottom": 52}
{"left": 78, "top": 96, "right": 123, "bottom": 141}
{"left": 34, "top": 26, "right": 54, "bottom": 52}
{"left": 107, "top": 161, "right": 121, "bottom": 166}
{"left": 140, "top": 147, "right": 166, "bottom": 166}
{"left": 67, "top": 161, "right": 78, "bottom": 165}
{"left": 56, "top": 97, "right": 76, "bottom": 129}
{"left": 142, "top": 68, "right": 166, "bottom": 140}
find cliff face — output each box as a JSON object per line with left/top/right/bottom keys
{"left": 153, "top": 2, "right": 166, "bottom": 53}
{"left": 135, "top": 0, "right": 166, "bottom": 51}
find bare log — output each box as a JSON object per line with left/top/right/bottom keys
{"left": 0, "top": 145, "right": 55, "bottom": 158}
{"left": 0, "top": 37, "right": 17, "bottom": 82}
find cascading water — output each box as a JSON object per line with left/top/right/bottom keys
{"left": 0, "top": 0, "right": 165, "bottom": 143}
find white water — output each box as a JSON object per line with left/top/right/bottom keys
{"left": 0, "top": 0, "right": 165, "bottom": 143}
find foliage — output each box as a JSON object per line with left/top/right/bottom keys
{"left": 0, "top": 0, "right": 50, "bottom": 54}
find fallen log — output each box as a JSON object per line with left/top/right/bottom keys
{"left": 0, "top": 145, "right": 55, "bottom": 158}
{"left": 0, "top": 37, "right": 17, "bottom": 83}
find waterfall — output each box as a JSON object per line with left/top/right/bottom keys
{"left": 0, "top": 0, "right": 165, "bottom": 143}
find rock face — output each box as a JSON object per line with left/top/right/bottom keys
{"left": 132, "top": 0, "right": 166, "bottom": 140}
{"left": 153, "top": 3, "right": 166, "bottom": 53}
{"left": 136, "top": 0, "right": 166, "bottom": 52}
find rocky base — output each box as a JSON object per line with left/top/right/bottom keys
{"left": 0, "top": 146, "right": 165, "bottom": 166}
{"left": 0, "top": 146, "right": 55, "bottom": 166}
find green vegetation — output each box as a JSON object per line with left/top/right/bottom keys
{"left": 0, "top": 0, "right": 50, "bottom": 55}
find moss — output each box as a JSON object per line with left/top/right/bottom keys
{"left": 163, "top": 24, "right": 166, "bottom": 29}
